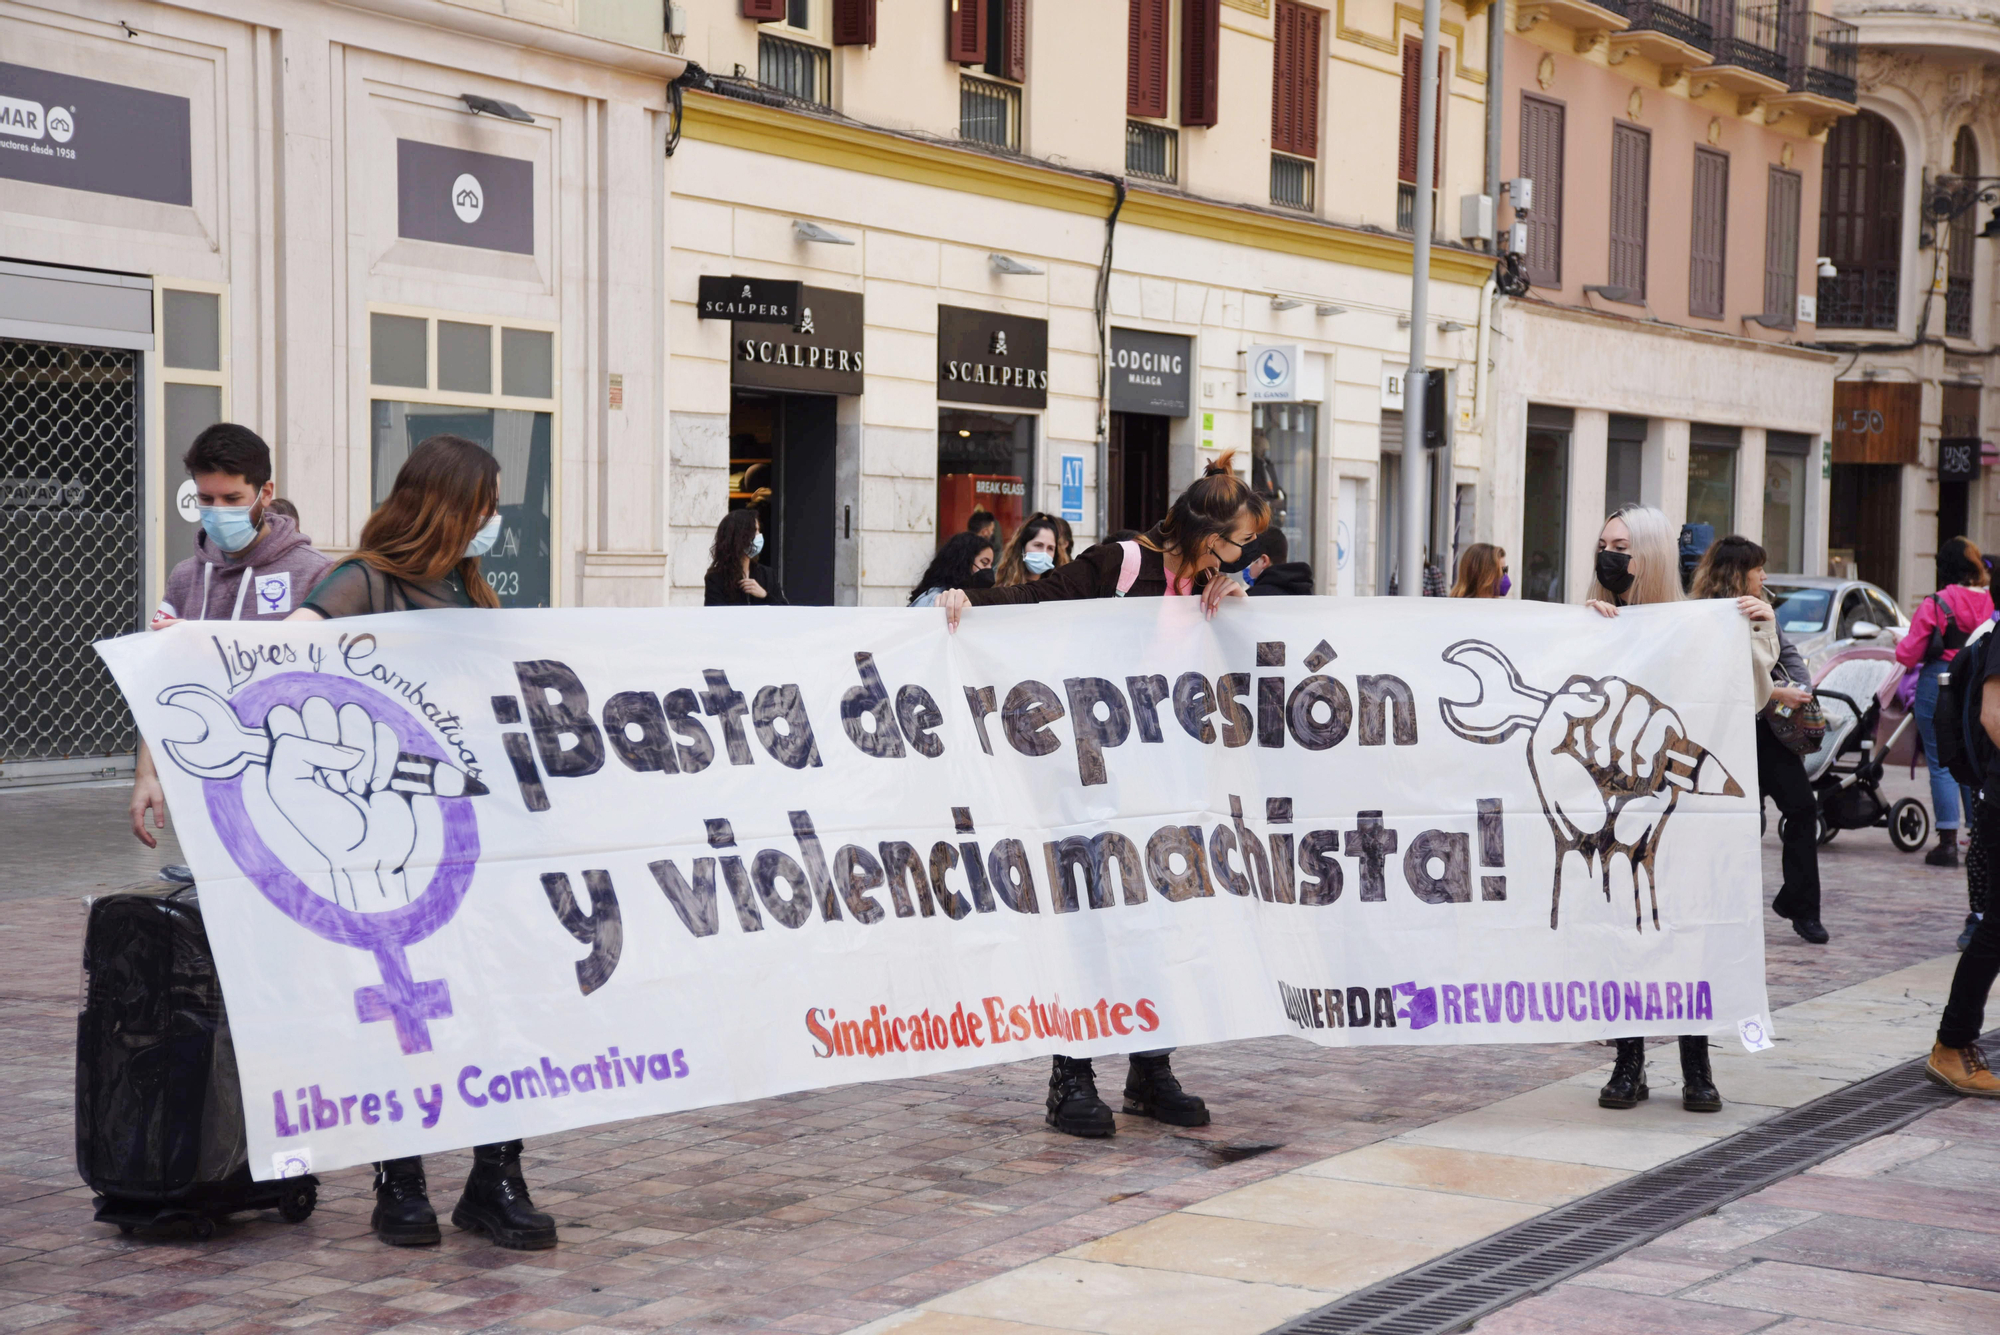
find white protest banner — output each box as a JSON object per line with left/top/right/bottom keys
{"left": 97, "top": 597, "right": 1767, "bottom": 1179}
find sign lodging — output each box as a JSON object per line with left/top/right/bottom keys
{"left": 0, "top": 61, "right": 191, "bottom": 206}
{"left": 938, "top": 305, "right": 1048, "bottom": 409}
{"left": 1109, "top": 329, "right": 1193, "bottom": 416}
{"left": 396, "top": 140, "right": 534, "bottom": 255}
{"left": 731, "top": 285, "right": 863, "bottom": 395}
{"left": 101, "top": 599, "right": 1769, "bottom": 1178}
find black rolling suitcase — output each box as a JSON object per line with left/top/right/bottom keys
{"left": 75, "top": 870, "right": 317, "bottom": 1237}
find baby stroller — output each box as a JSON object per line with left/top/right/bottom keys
{"left": 1781, "top": 656, "right": 1930, "bottom": 851}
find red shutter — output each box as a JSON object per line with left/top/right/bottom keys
{"left": 742, "top": 0, "right": 785, "bottom": 20}
{"left": 1398, "top": 41, "right": 1446, "bottom": 185}
{"left": 947, "top": 0, "right": 987, "bottom": 63}
{"left": 1271, "top": 1, "right": 1317, "bottom": 156}
{"left": 1129, "top": 0, "right": 1169, "bottom": 117}
{"left": 832, "top": 0, "right": 876, "bottom": 45}
{"left": 1181, "top": 0, "right": 1221, "bottom": 127}
{"left": 1002, "top": 0, "right": 1027, "bottom": 81}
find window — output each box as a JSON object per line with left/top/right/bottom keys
{"left": 1399, "top": 38, "right": 1446, "bottom": 234}
{"left": 1763, "top": 431, "right": 1811, "bottom": 574}
{"left": 1271, "top": 1, "right": 1321, "bottom": 209}
{"left": 1521, "top": 405, "right": 1571, "bottom": 603}
{"left": 960, "top": 75, "right": 1021, "bottom": 149}
{"left": 1949, "top": 126, "right": 1978, "bottom": 339}
{"left": 1686, "top": 424, "right": 1738, "bottom": 531}
{"left": 158, "top": 285, "right": 229, "bottom": 560}
{"left": 1689, "top": 148, "right": 1729, "bottom": 319}
{"left": 1606, "top": 414, "right": 1646, "bottom": 513}
{"left": 983, "top": 0, "right": 1026, "bottom": 82}
{"left": 1818, "top": 110, "right": 1904, "bottom": 329}
{"left": 938, "top": 410, "right": 1035, "bottom": 546}
{"left": 367, "top": 311, "right": 556, "bottom": 608}
{"left": 1764, "top": 166, "right": 1802, "bottom": 326}
{"left": 759, "top": 32, "right": 830, "bottom": 104}
{"left": 1518, "top": 95, "right": 1563, "bottom": 285}
{"left": 1253, "top": 403, "right": 1316, "bottom": 569}
{"left": 1127, "top": 122, "right": 1178, "bottom": 181}
{"left": 1608, "top": 123, "right": 1649, "bottom": 298}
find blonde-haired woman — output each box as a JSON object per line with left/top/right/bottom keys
{"left": 1587, "top": 506, "right": 1781, "bottom": 1115}
{"left": 1451, "top": 543, "right": 1509, "bottom": 598}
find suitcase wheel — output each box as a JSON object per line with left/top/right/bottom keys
{"left": 278, "top": 1179, "right": 317, "bottom": 1224}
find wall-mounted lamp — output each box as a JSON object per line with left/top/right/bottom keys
{"left": 1742, "top": 314, "right": 1792, "bottom": 330}
{"left": 1270, "top": 297, "right": 1304, "bottom": 311}
{"left": 1315, "top": 304, "right": 1346, "bottom": 316}
{"left": 1436, "top": 321, "right": 1467, "bottom": 333}
{"left": 793, "top": 220, "right": 855, "bottom": 244}
{"left": 462, "top": 94, "right": 534, "bottom": 123}
{"left": 1816, "top": 256, "right": 1838, "bottom": 278}
{"left": 1583, "top": 284, "right": 1638, "bottom": 305}
{"left": 990, "top": 253, "right": 1044, "bottom": 275}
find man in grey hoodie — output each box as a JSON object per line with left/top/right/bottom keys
{"left": 130, "top": 423, "right": 331, "bottom": 845}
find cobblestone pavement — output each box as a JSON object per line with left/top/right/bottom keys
{"left": 0, "top": 774, "right": 1981, "bottom": 1335}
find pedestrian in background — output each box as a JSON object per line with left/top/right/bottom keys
{"left": 1588, "top": 505, "right": 1780, "bottom": 1114}
{"left": 1692, "top": 535, "right": 1828, "bottom": 944}
{"left": 909, "top": 532, "right": 996, "bottom": 607}
{"left": 1244, "top": 526, "right": 1313, "bottom": 596}
{"left": 1451, "top": 543, "right": 1509, "bottom": 598}
{"left": 995, "top": 512, "right": 1067, "bottom": 585}
{"left": 1927, "top": 639, "right": 2000, "bottom": 1095}
{"left": 288, "top": 435, "right": 556, "bottom": 1250}
{"left": 704, "top": 510, "right": 786, "bottom": 606}
{"left": 939, "top": 453, "right": 1273, "bottom": 1138}
{"left": 966, "top": 508, "right": 996, "bottom": 543}
{"left": 1897, "top": 536, "right": 1992, "bottom": 870}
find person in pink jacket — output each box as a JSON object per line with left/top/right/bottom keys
{"left": 1897, "top": 536, "right": 1996, "bottom": 869}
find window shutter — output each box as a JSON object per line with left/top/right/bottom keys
{"left": 1690, "top": 147, "right": 1730, "bottom": 319}
{"left": 1181, "top": 0, "right": 1221, "bottom": 127}
{"left": 1608, "top": 123, "right": 1650, "bottom": 297}
{"left": 1128, "top": 0, "right": 1169, "bottom": 118}
{"left": 1399, "top": 39, "right": 1420, "bottom": 183}
{"left": 742, "top": 0, "right": 786, "bottom": 19}
{"left": 947, "top": 0, "right": 987, "bottom": 64}
{"left": 832, "top": 0, "right": 875, "bottom": 45}
{"left": 1763, "top": 166, "right": 1801, "bottom": 323}
{"left": 1002, "top": 0, "right": 1026, "bottom": 81}
{"left": 1518, "top": 95, "right": 1564, "bottom": 288}
{"left": 1271, "top": 1, "right": 1317, "bottom": 157}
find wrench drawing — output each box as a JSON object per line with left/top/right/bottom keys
{"left": 158, "top": 684, "right": 487, "bottom": 796}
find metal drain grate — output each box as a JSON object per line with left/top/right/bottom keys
{"left": 1272, "top": 1031, "right": 1987, "bottom": 1335}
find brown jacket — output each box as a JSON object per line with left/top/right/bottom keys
{"left": 966, "top": 527, "right": 1177, "bottom": 604}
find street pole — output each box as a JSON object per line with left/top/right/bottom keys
{"left": 1400, "top": 0, "right": 1442, "bottom": 597}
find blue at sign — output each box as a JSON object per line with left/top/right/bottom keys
{"left": 1060, "top": 455, "right": 1085, "bottom": 523}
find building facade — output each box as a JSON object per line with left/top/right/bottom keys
{"left": 1, "top": 0, "right": 684, "bottom": 784}
{"left": 1488, "top": 0, "right": 1854, "bottom": 604}
{"left": 1816, "top": 2, "right": 2000, "bottom": 605}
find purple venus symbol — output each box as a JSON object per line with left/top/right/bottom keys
{"left": 201, "top": 673, "right": 479, "bottom": 1054}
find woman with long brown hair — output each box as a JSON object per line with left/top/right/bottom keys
{"left": 993, "top": 512, "right": 1069, "bottom": 586}
{"left": 937, "top": 453, "right": 1269, "bottom": 1138}
{"left": 1450, "top": 543, "right": 1509, "bottom": 598}
{"left": 291, "top": 436, "right": 556, "bottom": 1252}
{"left": 703, "top": 508, "right": 786, "bottom": 606}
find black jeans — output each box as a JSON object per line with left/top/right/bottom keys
{"left": 1941, "top": 797, "right": 2000, "bottom": 1047}
{"left": 1757, "top": 716, "right": 1821, "bottom": 921}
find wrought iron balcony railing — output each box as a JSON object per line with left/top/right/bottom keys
{"left": 1702, "top": 0, "right": 1788, "bottom": 82}
{"left": 1789, "top": 12, "right": 1857, "bottom": 103}
{"left": 1604, "top": 0, "right": 1713, "bottom": 52}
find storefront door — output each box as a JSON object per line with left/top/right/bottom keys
{"left": 1830, "top": 463, "right": 1901, "bottom": 597}
{"left": 730, "top": 390, "right": 837, "bottom": 606}
{"left": 1107, "top": 413, "right": 1169, "bottom": 534}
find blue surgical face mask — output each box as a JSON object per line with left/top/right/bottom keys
{"left": 1024, "top": 550, "right": 1056, "bottom": 575}
{"left": 749, "top": 532, "right": 765, "bottom": 558}
{"left": 199, "top": 504, "right": 262, "bottom": 554}
{"left": 465, "top": 513, "right": 503, "bottom": 558}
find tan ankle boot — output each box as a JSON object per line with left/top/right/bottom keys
{"left": 1926, "top": 1043, "right": 2000, "bottom": 1096}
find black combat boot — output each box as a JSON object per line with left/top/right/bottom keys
{"left": 1928, "top": 830, "right": 1961, "bottom": 868}
{"left": 371, "top": 1157, "right": 440, "bottom": 1246}
{"left": 1598, "top": 1038, "right": 1649, "bottom": 1110}
{"left": 1123, "top": 1053, "right": 1211, "bottom": 1127}
{"left": 1045, "top": 1056, "right": 1116, "bottom": 1138}
{"left": 1680, "top": 1036, "right": 1723, "bottom": 1112}
{"left": 451, "top": 1141, "right": 557, "bottom": 1249}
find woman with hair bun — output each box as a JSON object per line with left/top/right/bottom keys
{"left": 937, "top": 452, "right": 1270, "bottom": 1138}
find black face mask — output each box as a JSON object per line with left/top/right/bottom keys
{"left": 1595, "top": 549, "right": 1636, "bottom": 596}
{"left": 966, "top": 569, "right": 996, "bottom": 590}
{"left": 1215, "top": 536, "right": 1265, "bottom": 575}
